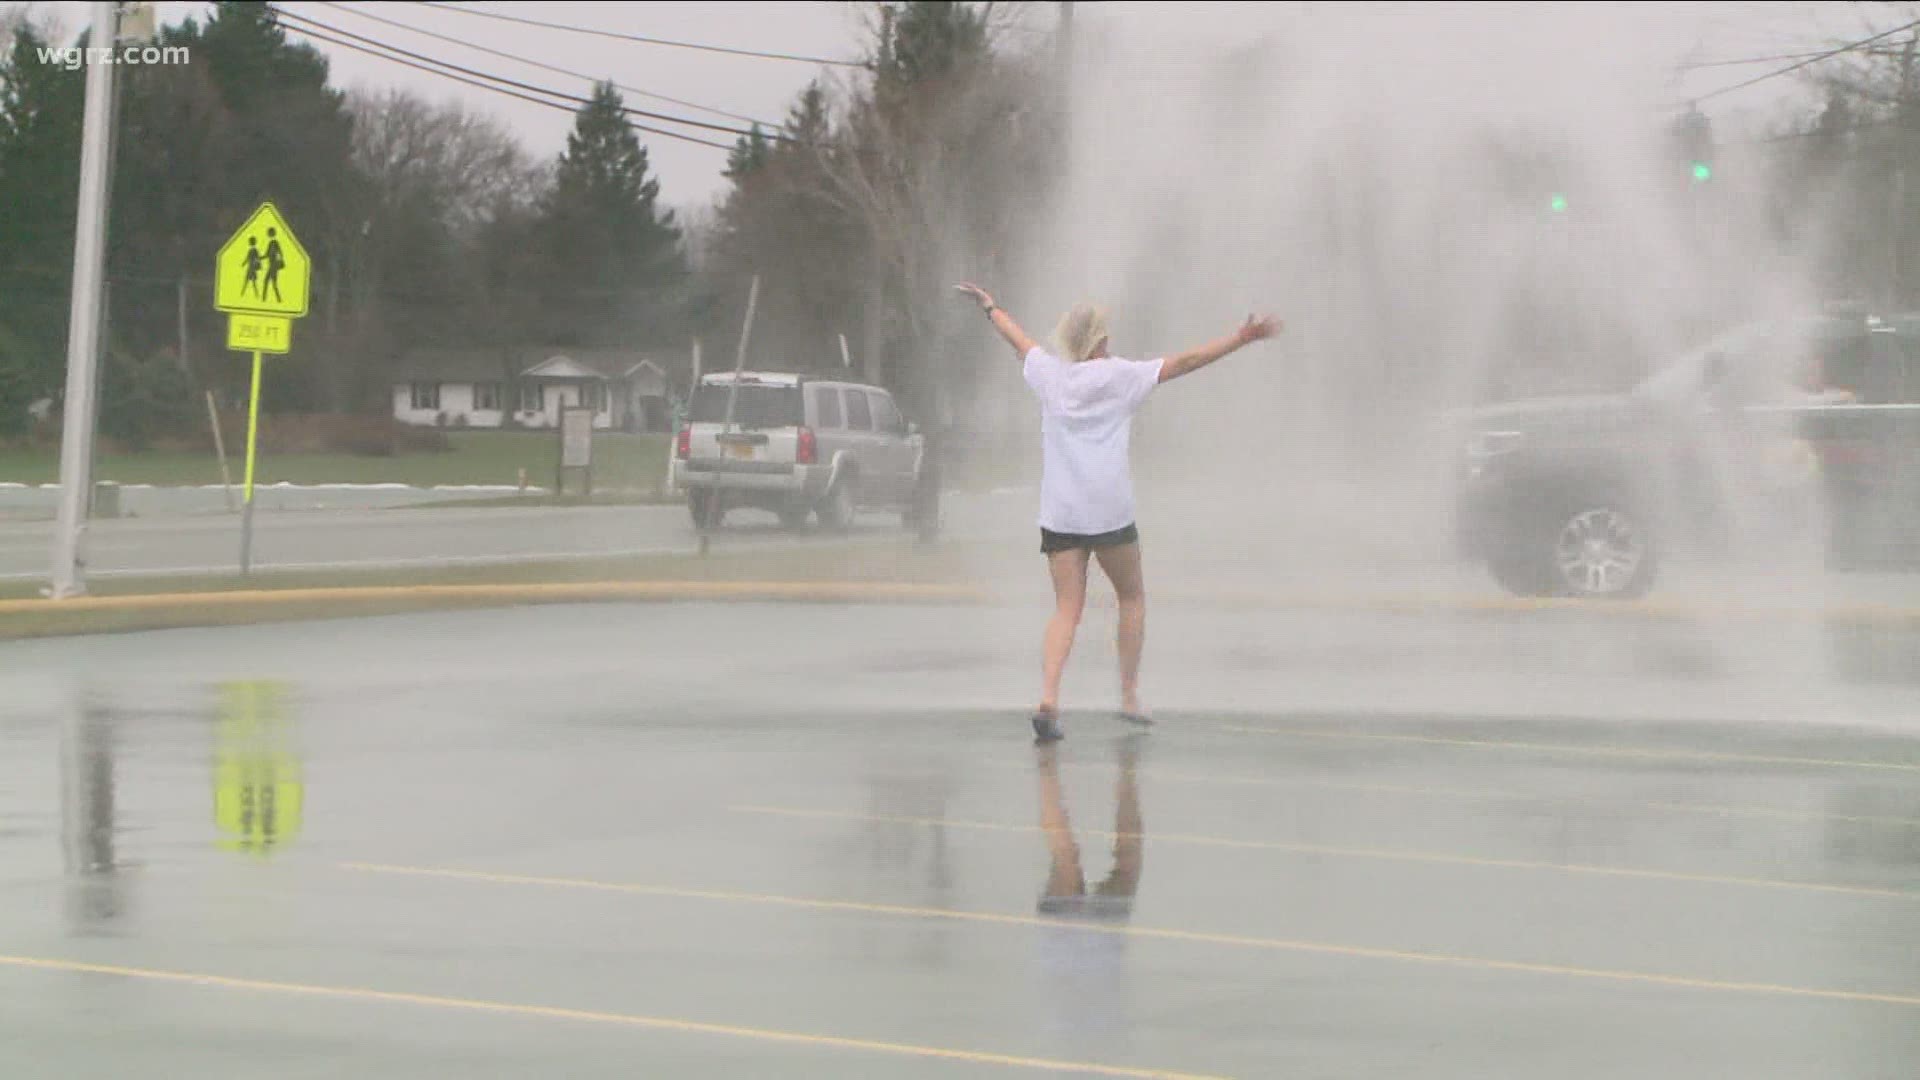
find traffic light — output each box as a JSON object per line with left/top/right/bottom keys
{"left": 1550, "top": 193, "right": 1568, "bottom": 213}
{"left": 1672, "top": 106, "right": 1713, "bottom": 186}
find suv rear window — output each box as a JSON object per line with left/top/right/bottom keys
{"left": 846, "top": 391, "right": 872, "bottom": 431}
{"left": 814, "top": 386, "right": 844, "bottom": 429}
{"left": 870, "top": 392, "right": 903, "bottom": 434}
{"left": 690, "top": 383, "right": 802, "bottom": 429}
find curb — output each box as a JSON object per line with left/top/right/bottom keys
{"left": 3, "top": 581, "right": 1919, "bottom": 631}
{"left": 1147, "top": 589, "right": 1920, "bottom": 626}
{"left": 0, "top": 580, "right": 997, "bottom": 617}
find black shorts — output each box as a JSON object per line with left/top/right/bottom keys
{"left": 1040, "top": 523, "right": 1139, "bottom": 555}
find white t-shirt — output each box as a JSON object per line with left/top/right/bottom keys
{"left": 1023, "top": 346, "right": 1165, "bottom": 535}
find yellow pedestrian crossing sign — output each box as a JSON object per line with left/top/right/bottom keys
{"left": 214, "top": 201, "right": 315, "bottom": 575}
{"left": 215, "top": 202, "right": 309, "bottom": 318}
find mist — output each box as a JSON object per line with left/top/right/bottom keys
{"left": 970, "top": 2, "right": 1829, "bottom": 594}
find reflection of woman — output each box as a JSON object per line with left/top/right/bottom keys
{"left": 1033, "top": 738, "right": 1143, "bottom": 1040}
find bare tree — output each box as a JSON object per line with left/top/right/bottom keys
{"left": 804, "top": 1, "right": 1063, "bottom": 419}
{"left": 0, "top": 4, "right": 62, "bottom": 52}
{"left": 347, "top": 87, "right": 543, "bottom": 241}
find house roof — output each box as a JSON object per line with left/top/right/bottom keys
{"left": 395, "top": 347, "right": 676, "bottom": 384}
{"left": 394, "top": 347, "right": 522, "bottom": 384}
{"left": 522, "top": 354, "right": 607, "bottom": 381}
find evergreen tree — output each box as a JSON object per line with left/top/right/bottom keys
{"left": 874, "top": 0, "right": 990, "bottom": 101}
{"left": 706, "top": 80, "right": 863, "bottom": 373}
{"left": 724, "top": 123, "right": 771, "bottom": 183}
{"left": 0, "top": 23, "right": 84, "bottom": 431}
{"left": 535, "top": 81, "right": 685, "bottom": 346}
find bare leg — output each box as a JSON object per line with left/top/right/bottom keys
{"left": 1040, "top": 548, "right": 1089, "bottom": 715}
{"left": 1097, "top": 743, "right": 1143, "bottom": 899}
{"left": 1036, "top": 744, "right": 1085, "bottom": 900}
{"left": 1094, "top": 542, "right": 1146, "bottom": 717}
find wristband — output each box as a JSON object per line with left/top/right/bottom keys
{"left": 983, "top": 304, "right": 998, "bottom": 317}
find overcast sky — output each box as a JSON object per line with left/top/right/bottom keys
{"left": 28, "top": 2, "right": 1920, "bottom": 217}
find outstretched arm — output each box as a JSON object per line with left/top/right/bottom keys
{"left": 955, "top": 283, "right": 1038, "bottom": 358}
{"left": 1157, "top": 314, "right": 1282, "bottom": 383}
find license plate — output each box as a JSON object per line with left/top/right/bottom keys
{"left": 728, "top": 442, "right": 754, "bottom": 460}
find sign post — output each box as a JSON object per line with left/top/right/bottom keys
{"left": 558, "top": 406, "right": 594, "bottom": 497}
{"left": 213, "top": 202, "right": 309, "bottom": 574}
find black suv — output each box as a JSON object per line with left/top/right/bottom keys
{"left": 1454, "top": 311, "right": 1920, "bottom": 599}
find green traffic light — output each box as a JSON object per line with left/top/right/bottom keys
{"left": 1550, "top": 193, "right": 1568, "bottom": 212}
{"left": 1692, "top": 162, "right": 1712, "bottom": 182}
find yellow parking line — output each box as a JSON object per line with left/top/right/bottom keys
{"left": 0, "top": 953, "right": 1226, "bottom": 1080}
{"left": 729, "top": 805, "right": 1919, "bottom": 902}
{"left": 338, "top": 862, "right": 1920, "bottom": 1009}
{"left": 1220, "top": 723, "right": 1920, "bottom": 774}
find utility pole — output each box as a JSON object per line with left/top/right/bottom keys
{"left": 1893, "top": 33, "right": 1916, "bottom": 309}
{"left": 48, "top": 2, "right": 122, "bottom": 600}
{"left": 699, "top": 276, "right": 758, "bottom": 557}
{"left": 176, "top": 276, "right": 190, "bottom": 374}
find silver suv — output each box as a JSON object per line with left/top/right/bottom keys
{"left": 670, "top": 371, "right": 936, "bottom": 534}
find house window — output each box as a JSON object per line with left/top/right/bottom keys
{"left": 520, "top": 383, "right": 545, "bottom": 413}
{"left": 583, "top": 382, "right": 607, "bottom": 412}
{"left": 473, "top": 382, "right": 502, "bottom": 411}
{"left": 410, "top": 382, "right": 440, "bottom": 411}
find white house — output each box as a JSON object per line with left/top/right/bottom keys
{"left": 393, "top": 347, "right": 675, "bottom": 432}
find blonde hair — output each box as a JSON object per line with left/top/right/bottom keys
{"left": 1053, "top": 303, "right": 1110, "bottom": 362}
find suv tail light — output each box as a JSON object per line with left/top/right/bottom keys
{"left": 676, "top": 426, "right": 690, "bottom": 460}
{"left": 797, "top": 426, "right": 817, "bottom": 465}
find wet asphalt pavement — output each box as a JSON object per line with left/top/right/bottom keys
{"left": 4, "top": 599, "right": 1920, "bottom": 1077}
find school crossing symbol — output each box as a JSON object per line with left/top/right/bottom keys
{"left": 215, "top": 202, "right": 310, "bottom": 319}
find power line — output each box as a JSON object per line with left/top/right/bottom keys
{"left": 1680, "top": 46, "right": 1911, "bottom": 71}
{"left": 1690, "top": 18, "right": 1920, "bottom": 104}
{"left": 271, "top": 17, "right": 734, "bottom": 150}
{"left": 274, "top": 6, "right": 768, "bottom": 141}
{"left": 317, "top": 0, "right": 779, "bottom": 130}
{"left": 417, "top": 1, "right": 869, "bottom": 69}
{"left": 270, "top": 7, "right": 763, "bottom": 145}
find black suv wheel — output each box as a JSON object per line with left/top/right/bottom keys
{"left": 1489, "top": 496, "right": 1658, "bottom": 600}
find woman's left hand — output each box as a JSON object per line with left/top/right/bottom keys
{"left": 954, "top": 283, "right": 996, "bottom": 311}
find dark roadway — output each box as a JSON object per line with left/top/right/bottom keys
{"left": 3, "top": 599, "right": 1920, "bottom": 1077}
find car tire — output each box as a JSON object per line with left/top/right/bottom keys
{"left": 1543, "top": 499, "right": 1657, "bottom": 600}
{"left": 818, "top": 472, "right": 857, "bottom": 532}
{"left": 1486, "top": 497, "right": 1657, "bottom": 600}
